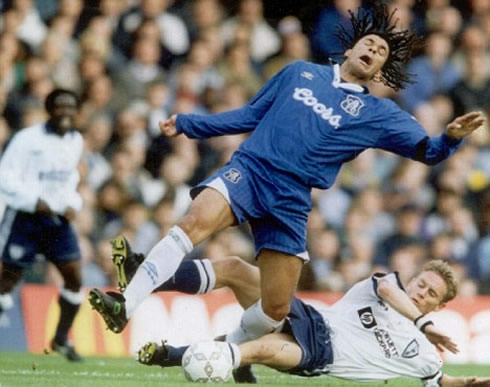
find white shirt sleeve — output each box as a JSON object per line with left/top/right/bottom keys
{"left": 0, "top": 131, "right": 40, "bottom": 212}
{"left": 422, "top": 370, "right": 443, "bottom": 386}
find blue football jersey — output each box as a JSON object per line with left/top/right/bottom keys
{"left": 177, "top": 61, "right": 461, "bottom": 192}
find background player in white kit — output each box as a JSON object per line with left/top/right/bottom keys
{"left": 135, "top": 256, "right": 490, "bottom": 386}
{"left": 0, "top": 89, "right": 84, "bottom": 361}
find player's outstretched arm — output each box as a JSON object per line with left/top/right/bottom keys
{"left": 445, "top": 111, "right": 486, "bottom": 140}
{"left": 422, "top": 324, "right": 458, "bottom": 354}
{"left": 441, "top": 374, "right": 490, "bottom": 386}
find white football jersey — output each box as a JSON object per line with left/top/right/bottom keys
{"left": 318, "top": 273, "right": 442, "bottom": 385}
{"left": 0, "top": 124, "right": 83, "bottom": 215}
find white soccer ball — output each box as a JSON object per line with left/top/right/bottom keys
{"left": 182, "top": 341, "right": 233, "bottom": 383}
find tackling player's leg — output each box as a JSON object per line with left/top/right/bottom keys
{"left": 137, "top": 333, "right": 302, "bottom": 373}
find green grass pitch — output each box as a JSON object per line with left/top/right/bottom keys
{"left": 0, "top": 352, "right": 488, "bottom": 386}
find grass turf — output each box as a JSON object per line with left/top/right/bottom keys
{"left": 0, "top": 352, "right": 488, "bottom": 386}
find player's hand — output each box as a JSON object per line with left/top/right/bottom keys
{"left": 446, "top": 111, "right": 486, "bottom": 140}
{"left": 423, "top": 324, "right": 459, "bottom": 354}
{"left": 36, "top": 199, "right": 53, "bottom": 216}
{"left": 63, "top": 207, "right": 77, "bottom": 222}
{"left": 159, "top": 115, "right": 179, "bottom": 137}
{"left": 464, "top": 377, "right": 490, "bottom": 386}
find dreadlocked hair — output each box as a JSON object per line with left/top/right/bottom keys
{"left": 336, "top": 0, "right": 420, "bottom": 91}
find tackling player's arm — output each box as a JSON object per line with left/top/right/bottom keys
{"left": 376, "top": 276, "right": 458, "bottom": 354}
{"left": 440, "top": 374, "right": 490, "bottom": 386}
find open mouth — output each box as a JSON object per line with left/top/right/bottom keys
{"left": 360, "top": 55, "right": 372, "bottom": 67}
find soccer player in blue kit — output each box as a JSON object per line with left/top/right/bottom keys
{"left": 89, "top": 1, "right": 485, "bottom": 350}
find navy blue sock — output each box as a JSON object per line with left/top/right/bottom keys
{"left": 167, "top": 345, "right": 189, "bottom": 366}
{"left": 155, "top": 259, "right": 213, "bottom": 294}
{"left": 54, "top": 295, "right": 80, "bottom": 344}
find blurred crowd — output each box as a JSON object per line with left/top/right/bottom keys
{"left": 0, "top": 0, "right": 489, "bottom": 295}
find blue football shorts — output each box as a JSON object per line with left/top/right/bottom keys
{"left": 0, "top": 207, "right": 81, "bottom": 269}
{"left": 282, "top": 297, "right": 333, "bottom": 376}
{"left": 191, "top": 156, "right": 310, "bottom": 260}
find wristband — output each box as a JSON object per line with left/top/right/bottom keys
{"left": 414, "top": 314, "right": 434, "bottom": 332}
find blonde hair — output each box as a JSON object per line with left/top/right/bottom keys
{"left": 422, "top": 260, "right": 460, "bottom": 303}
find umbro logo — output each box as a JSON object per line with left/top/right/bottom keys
{"left": 301, "top": 71, "right": 314, "bottom": 80}
{"left": 357, "top": 306, "right": 377, "bottom": 329}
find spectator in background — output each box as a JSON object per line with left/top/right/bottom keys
{"left": 450, "top": 51, "right": 490, "bottom": 117}
{"left": 221, "top": 0, "right": 280, "bottom": 63}
{"left": 0, "top": 89, "right": 84, "bottom": 361}
{"left": 187, "top": 0, "right": 224, "bottom": 42}
{"left": 114, "top": 0, "right": 189, "bottom": 62}
{"left": 3, "top": 0, "right": 47, "bottom": 50}
{"left": 0, "top": 32, "right": 25, "bottom": 97}
{"left": 373, "top": 203, "right": 426, "bottom": 270}
{"left": 174, "top": 38, "right": 223, "bottom": 98}
{"left": 112, "top": 37, "right": 166, "bottom": 108}
{"left": 263, "top": 16, "right": 310, "bottom": 80}
{"left": 40, "top": 32, "right": 79, "bottom": 90}
{"left": 425, "top": 4, "right": 462, "bottom": 38}
{"left": 154, "top": 153, "right": 193, "bottom": 218}
{"left": 311, "top": 0, "right": 360, "bottom": 63}
{"left": 78, "top": 14, "right": 123, "bottom": 74}
{"left": 82, "top": 114, "right": 113, "bottom": 190}
{"left": 129, "top": 80, "right": 171, "bottom": 138}
{"left": 217, "top": 43, "right": 263, "bottom": 99}
{"left": 4, "top": 54, "right": 48, "bottom": 128}
{"left": 398, "top": 32, "right": 461, "bottom": 114}
{"left": 308, "top": 228, "right": 342, "bottom": 291}
{"left": 451, "top": 25, "right": 490, "bottom": 79}
{"left": 78, "top": 74, "right": 117, "bottom": 126}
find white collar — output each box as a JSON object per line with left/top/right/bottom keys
{"left": 332, "top": 64, "right": 368, "bottom": 93}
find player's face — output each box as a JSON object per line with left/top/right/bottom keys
{"left": 406, "top": 271, "right": 448, "bottom": 314}
{"left": 343, "top": 34, "right": 390, "bottom": 81}
{"left": 49, "top": 94, "right": 78, "bottom": 133}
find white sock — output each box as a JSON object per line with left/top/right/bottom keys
{"left": 59, "top": 287, "right": 84, "bottom": 305}
{"left": 124, "top": 226, "right": 193, "bottom": 317}
{"left": 0, "top": 293, "right": 14, "bottom": 311}
{"left": 196, "top": 259, "right": 216, "bottom": 294}
{"left": 227, "top": 343, "right": 242, "bottom": 369}
{"left": 226, "top": 299, "right": 284, "bottom": 344}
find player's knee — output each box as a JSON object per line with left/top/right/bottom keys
{"left": 262, "top": 301, "right": 290, "bottom": 322}
{"left": 213, "top": 256, "right": 244, "bottom": 286}
{"left": 61, "top": 268, "right": 82, "bottom": 291}
{"left": 0, "top": 270, "right": 23, "bottom": 293}
{"left": 177, "top": 213, "right": 206, "bottom": 243}
{"left": 0, "top": 279, "right": 16, "bottom": 293}
{"left": 248, "top": 342, "right": 277, "bottom": 364}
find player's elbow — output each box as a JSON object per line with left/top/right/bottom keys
{"left": 376, "top": 279, "right": 395, "bottom": 300}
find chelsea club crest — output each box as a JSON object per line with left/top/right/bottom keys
{"left": 340, "top": 95, "right": 365, "bottom": 117}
